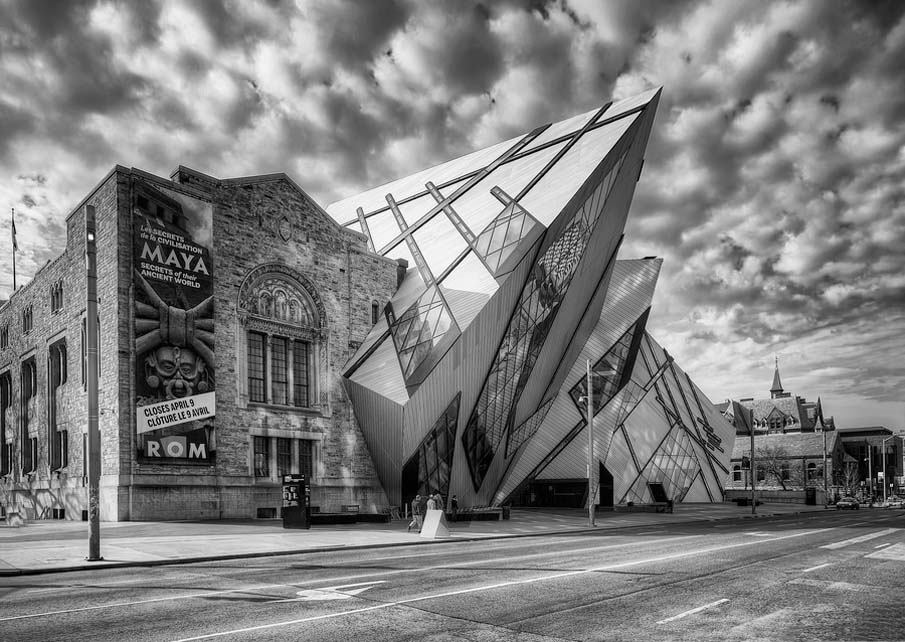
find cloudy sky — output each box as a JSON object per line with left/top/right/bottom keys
{"left": 1, "top": 0, "right": 903, "bottom": 430}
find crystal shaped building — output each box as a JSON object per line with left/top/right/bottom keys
{"left": 327, "top": 87, "right": 735, "bottom": 509}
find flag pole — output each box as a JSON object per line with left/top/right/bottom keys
{"left": 11, "top": 208, "right": 17, "bottom": 291}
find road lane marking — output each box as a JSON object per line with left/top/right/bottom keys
{"left": 866, "top": 542, "right": 905, "bottom": 561}
{"left": 820, "top": 528, "right": 898, "bottom": 550}
{"left": 270, "top": 581, "right": 386, "bottom": 602}
{"left": 874, "top": 543, "right": 891, "bottom": 548}
{"left": 788, "top": 578, "right": 881, "bottom": 592}
{"left": 802, "top": 563, "right": 831, "bottom": 573}
{"left": 0, "top": 535, "right": 698, "bottom": 622}
{"left": 656, "top": 599, "right": 729, "bottom": 624}
{"left": 166, "top": 528, "right": 833, "bottom": 642}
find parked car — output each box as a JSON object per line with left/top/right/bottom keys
{"left": 835, "top": 496, "right": 860, "bottom": 510}
{"left": 879, "top": 497, "right": 905, "bottom": 509}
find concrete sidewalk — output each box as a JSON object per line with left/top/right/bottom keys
{"left": 0, "top": 503, "right": 828, "bottom": 576}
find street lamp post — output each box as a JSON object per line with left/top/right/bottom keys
{"left": 580, "top": 359, "right": 596, "bottom": 528}
{"left": 86, "top": 205, "right": 102, "bottom": 561}
{"left": 882, "top": 436, "right": 896, "bottom": 503}
{"left": 865, "top": 449, "right": 873, "bottom": 503}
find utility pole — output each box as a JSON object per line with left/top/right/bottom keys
{"left": 866, "top": 449, "right": 873, "bottom": 503}
{"left": 750, "top": 416, "right": 756, "bottom": 515}
{"left": 823, "top": 428, "right": 828, "bottom": 501}
{"left": 86, "top": 205, "right": 102, "bottom": 561}
{"left": 586, "top": 359, "right": 595, "bottom": 528}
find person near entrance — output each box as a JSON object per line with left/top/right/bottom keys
{"left": 408, "top": 494, "right": 422, "bottom": 532}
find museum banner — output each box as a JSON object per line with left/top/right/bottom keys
{"left": 132, "top": 179, "right": 215, "bottom": 462}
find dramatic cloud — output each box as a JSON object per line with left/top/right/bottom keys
{"left": 1, "top": 0, "right": 902, "bottom": 428}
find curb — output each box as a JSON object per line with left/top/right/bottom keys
{"left": 0, "top": 510, "right": 821, "bottom": 577}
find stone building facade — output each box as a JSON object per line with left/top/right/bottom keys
{"left": 1, "top": 165, "right": 400, "bottom": 521}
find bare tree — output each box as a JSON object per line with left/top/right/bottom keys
{"left": 755, "top": 444, "right": 797, "bottom": 491}
{"left": 841, "top": 460, "right": 860, "bottom": 496}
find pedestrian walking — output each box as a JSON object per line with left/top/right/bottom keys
{"left": 408, "top": 494, "right": 422, "bottom": 532}
{"left": 450, "top": 494, "right": 459, "bottom": 522}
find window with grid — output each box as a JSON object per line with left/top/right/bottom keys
{"left": 247, "top": 331, "right": 266, "bottom": 403}
{"left": 240, "top": 269, "right": 321, "bottom": 410}
{"left": 22, "top": 305, "right": 33, "bottom": 334}
{"left": 21, "top": 358, "right": 37, "bottom": 473}
{"left": 277, "top": 437, "right": 292, "bottom": 477}
{"left": 253, "top": 436, "right": 269, "bottom": 477}
{"left": 299, "top": 439, "right": 313, "bottom": 479}
{"left": 271, "top": 337, "right": 289, "bottom": 405}
{"left": 49, "top": 340, "right": 68, "bottom": 471}
{"left": 50, "top": 281, "right": 64, "bottom": 314}
{"left": 292, "top": 340, "right": 309, "bottom": 407}
{"left": 0, "top": 371, "right": 11, "bottom": 476}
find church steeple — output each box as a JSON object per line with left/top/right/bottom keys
{"left": 770, "top": 355, "right": 784, "bottom": 399}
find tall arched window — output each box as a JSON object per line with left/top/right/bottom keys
{"left": 733, "top": 465, "right": 742, "bottom": 482}
{"left": 238, "top": 265, "right": 327, "bottom": 410}
{"left": 371, "top": 301, "right": 380, "bottom": 325}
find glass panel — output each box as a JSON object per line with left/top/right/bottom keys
{"left": 406, "top": 394, "right": 460, "bottom": 498}
{"left": 277, "top": 438, "right": 292, "bottom": 477}
{"left": 247, "top": 331, "right": 266, "bottom": 403}
{"left": 254, "top": 436, "right": 269, "bottom": 477}
{"left": 299, "top": 439, "right": 313, "bottom": 479}
{"left": 293, "top": 341, "right": 309, "bottom": 407}
{"left": 271, "top": 336, "right": 288, "bottom": 405}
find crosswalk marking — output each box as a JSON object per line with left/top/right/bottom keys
{"left": 820, "top": 528, "right": 898, "bottom": 550}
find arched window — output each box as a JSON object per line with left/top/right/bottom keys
{"left": 807, "top": 462, "right": 819, "bottom": 480}
{"left": 733, "top": 465, "right": 742, "bottom": 482}
{"left": 371, "top": 301, "right": 380, "bottom": 326}
{"left": 238, "top": 265, "right": 326, "bottom": 410}
{"left": 780, "top": 463, "right": 790, "bottom": 481}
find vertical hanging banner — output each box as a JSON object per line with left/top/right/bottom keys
{"left": 132, "top": 179, "right": 215, "bottom": 461}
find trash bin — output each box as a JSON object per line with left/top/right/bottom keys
{"left": 282, "top": 473, "right": 311, "bottom": 529}
{"left": 805, "top": 487, "right": 817, "bottom": 506}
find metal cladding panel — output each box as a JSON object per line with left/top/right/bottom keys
{"left": 684, "top": 472, "right": 711, "bottom": 502}
{"left": 519, "top": 112, "right": 640, "bottom": 228}
{"left": 533, "top": 385, "right": 628, "bottom": 480}
{"left": 604, "top": 87, "right": 663, "bottom": 122}
{"left": 493, "top": 259, "right": 660, "bottom": 502}
{"left": 520, "top": 106, "right": 600, "bottom": 153}
{"left": 405, "top": 248, "right": 538, "bottom": 508}
{"left": 343, "top": 378, "right": 404, "bottom": 505}
{"left": 326, "top": 135, "right": 522, "bottom": 223}
{"left": 348, "top": 334, "right": 408, "bottom": 405}
{"left": 433, "top": 140, "right": 568, "bottom": 241}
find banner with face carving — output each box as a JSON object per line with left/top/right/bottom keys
{"left": 132, "top": 179, "right": 215, "bottom": 462}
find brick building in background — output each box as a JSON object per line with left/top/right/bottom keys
{"left": 1, "top": 165, "right": 399, "bottom": 520}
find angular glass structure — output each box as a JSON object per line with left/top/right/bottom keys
{"left": 329, "top": 88, "right": 736, "bottom": 510}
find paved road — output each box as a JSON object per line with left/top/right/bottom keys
{"left": 3, "top": 510, "right": 904, "bottom": 641}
